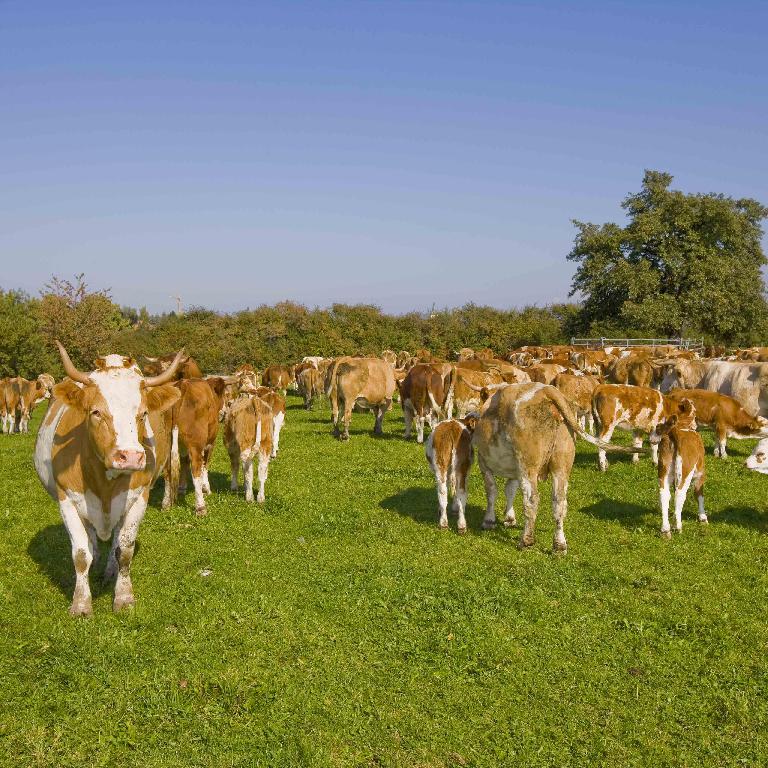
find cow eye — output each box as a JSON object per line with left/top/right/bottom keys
{"left": 138, "top": 410, "right": 148, "bottom": 420}
{"left": 90, "top": 409, "right": 102, "bottom": 419}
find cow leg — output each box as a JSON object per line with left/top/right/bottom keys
{"left": 519, "top": 476, "right": 540, "bottom": 549}
{"left": 331, "top": 394, "right": 340, "bottom": 435}
{"left": 403, "top": 404, "right": 413, "bottom": 439}
{"left": 415, "top": 415, "right": 425, "bottom": 444}
{"left": 341, "top": 401, "right": 353, "bottom": 441}
{"left": 650, "top": 439, "right": 659, "bottom": 466}
{"left": 271, "top": 412, "right": 284, "bottom": 458}
{"left": 256, "top": 451, "right": 269, "bottom": 503}
{"left": 586, "top": 411, "right": 595, "bottom": 435}
{"left": 503, "top": 479, "right": 519, "bottom": 527}
{"left": 229, "top": 449, "right": 240, "bottom": 491}
{"left": 597, "top": 423, "right": 615, "bottom": 471}
{"left": 113, "top": 492, "right": 149, "bottom": 612}
{"left": 551, "top": 474, "right": 568, "bottom": 553}
{"left": 695, "top": 473, "right": 708, "bottom": 523}
{"left": 201, "top": 446, "right": 213, "bottom": 494}
{"left": 59, "top": 498, "right": 93, "bottom": 616}
{"left": 659, "top": 464, "right": 673, "bottom": 538}
{"left": 435, "top": 466, "right": 449, "bottom": 530}
{"left": 674, "top": 469, "right": 695, "bottom": 534}
{"left": 243, "top": 458, "right": 254, "bottom": 502}
{"left": 631, "top": 431, "right": 643, "bottom": 464}
{"left": 178, "top": 453, "right": 190, "bottom": 492}
{"left": 715, "top": 422, "right": 727, "bottom": 458}
{"left": 189, "top": 449, "right": 207, "bottom": 515}
{"left": 452, "top": 464, "right": 469, "bottom": 535}
{"left": 479, "top": 460, "right": 498, "bottom": 530}
{"left": 373, "top": 402, "right": 387, "bottom": 436}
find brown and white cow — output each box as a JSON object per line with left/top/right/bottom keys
{"left": 397, "top": 362, "right": 455, "bottom": 443}
{"left": 0, "top": 377, "right": 8, "bottom": 433}
{"left": 425, "top": 415, "right": 477, "bottom": 533}
{"left": 525, "top": 362, "right": 569, "bottom": 385}
{"left": 592, "top": 383, "right": 674, "bottom": 470}
{"left": 253, "top": 386, "right": 286, "bottom": 457}
{"left": 165, "top": 376, "right": 232, "bottom": 515}
{"left": 664, "top": 388, "right": 768, "bottom": 458}
{"left": 651, "top": 399, "right": 707, "bottom": 537}
{"left": 453, "top": 367, "right": 505, "bottom": 418}
{"left": 473, "top": 383, "right": 637, "bottom": 552}
{"left": 16, "top": 374, "right": 55, "bottom": 433}
{"left": 34, "top": 343, "right": 182, "bottom": 615}
{"left": 223, "top": 394, "right": 274, "bottom": 503}
{"left": 262, "top": 364, "right": 295, "bottom": 395}
{"left": 297, "top": 365, "right": 324, "bottom": 410}
{"left": 325, "top": 357, "right": 395, "bottom": 440}
{"left": 554, "top": 372, "right": 600, "bottom": 433}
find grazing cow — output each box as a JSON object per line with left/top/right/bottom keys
{"left": 253, "top": 386, "right": 286, "bottom": 457}
{"left": 473, "top": 383, "right": 637, "bottom": 552}
{"left": 223, "top": 394, "right": 274, "bottom": 503}
{"left": 554, "top": 372, "right": 600, "bottom": 433}
{"left": 397, "top": 363, "right": 455, "bottom": 443}
{"left": 166, "top": 377, "right": 231, "bottom": 515}
{"left": 326, "top": 357, "right": 395, "bottom": 440}
{"left": 651, "top": 399, "right": 707, "bottom": 537}
{"left": 664, "top": 388, "right": 768, "bottom": 458}
{"left": 34, "top": 343, "right": 182, "bottom": 615}
{"left": 592, "top": 384, "right": 672, "bottom": 470}
{"left": 453, "top": 368, "right": 505, "bottom": 418}
{"left": 262, "top": 364, "right": 295, "bottom": 395}
{"left": 297, "top": 365, "right": 324, "bottom": 410}
{"left": 143, "top": 353, "right": 202, "bottom": 380}
{"left": 425, "top": 415, "right": 477, "bottom": 533}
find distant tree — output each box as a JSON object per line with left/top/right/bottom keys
{"left": 0, "top": 290, "right": 53, "bottom": 377}
{"left": 37, "top": 274, "right": 130, "bottom": 368}
{"left": 567, "top": 171, "right": 768, "bottom": 343}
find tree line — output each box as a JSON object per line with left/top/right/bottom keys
{"left": 2, "top": 172, "right": 766, "bottom": 377}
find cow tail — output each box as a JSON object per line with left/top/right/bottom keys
{"left": 445, "top": 367, "right": 456, "bottom": 419}
{"left": 168, "top": 423, "right": 180, "bottom": 506}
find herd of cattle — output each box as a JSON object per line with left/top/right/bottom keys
{"left": 3, "top": 341, "right": 768, "bottom": 616}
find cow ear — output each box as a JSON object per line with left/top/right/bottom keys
{"left": 53, "top": 380, "right": 87, "bottom": 410}
{"left": 146, "top": 383, "right": 181, "bottom": 414}
{"left": 463, "top": 415, "right": 478, "bottom": 431}
{"left": 206, "top": 377, "right": 227, "bottom": 396}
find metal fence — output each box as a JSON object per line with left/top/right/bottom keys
{"left": 570, "top": 337, "right": 705, "bottom": 352}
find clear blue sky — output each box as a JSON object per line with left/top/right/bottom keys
{"left": 2, "top": 1, "right": 766, "bottom": 314}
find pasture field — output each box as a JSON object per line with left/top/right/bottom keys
{"left": 1, "top": 397, "right": 767, "bottom": 768}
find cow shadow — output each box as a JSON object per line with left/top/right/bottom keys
{"left": 379, "top": 487, "right": 514, "bottom": 539}
{"left": 579, "top": 498, "right": 651, "bottom": 528}
{"left": 27, "top": 524, "right": 127, "bottom": 601}
{"left": 712, "top": 506, "right": 768, "bottom": 533}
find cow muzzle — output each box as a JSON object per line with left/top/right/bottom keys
{"left": 109, "top": 449, "right": 146, "bottom": 471}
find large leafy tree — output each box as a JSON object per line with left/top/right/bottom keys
{"left": 567, "top": 171, "right": 768, "bottom": 342}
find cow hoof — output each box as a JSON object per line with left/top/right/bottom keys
{"left": 340, "top": 434, "right": 349, "bottom": 442}
{"left": 698, "top": 515, "right": 709, "bottom": 524}
{"left": 271, "top": 451, "right": 278, "bottom": 459}
{"left": 457, "top": 525, "right": 467, "bottom": 536}
{"left": 481, "top": 520, "right": 496, "bottom": 530}
{"left": 552, "top": 540, "right": 567, "bottom": 554}
{"left": 632, "top": 455, "right": 640, "bottom": 464}
{"left": 518, "top": 537, "right": 535, "bottom": 550}
{"left": 438, "top": 521, "right": 449, "bottom": 530}
{"left": 661, "top": 529, "right": 672, "bottom": 539}
{"left": 195, "top": 506, "right": 208, "bottom": 517}
{"left": 504, "top": 517, "right": 517, "bottom": 528}
{"left": 245, "top": 493, "right": 254, "bottom": 503}
{"left": 257, "top": 493, "right": 265, "bottom": 504}
{"left": 69, "top": 600, "right": 93, "bottom": 617}
{"left": 113, "top": 594, "right": 135, "bottom": 612}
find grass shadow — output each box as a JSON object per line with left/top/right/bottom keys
{"left": 27, "top": 524, "right": 122, "bottom": 601}
{"left": 580, "top": 498, "right": 652, "bottom": 528}
{"left": 713, "top": 506, "right": 768, "bottom": 533}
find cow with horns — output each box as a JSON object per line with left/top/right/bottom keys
{"left": 34, "top": 343, "right": 182, "bottom": 616}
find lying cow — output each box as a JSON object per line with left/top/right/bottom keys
{"left": 651, "top": 399, "right": 708, "bottom": 538}
{"left": 223, "top": 394, "right": 274, "bottom": 503}
{"left": 425, "top": 415, "right": 477, "bottom": 533}
{"left": 664, "top": 388, "right": 768, "bottom": 458}
{"left": 34, "top": 343, "right": 182, "bottom": 615}
{"left": 592, "top": 383, "right": 671, "bottom": 470}
{"left": 474, "top": 383, "right": 637, "bottom": 553}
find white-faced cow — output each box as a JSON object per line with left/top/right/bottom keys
{"left": 34, "top": 343, "right": 182, "bottom": 615}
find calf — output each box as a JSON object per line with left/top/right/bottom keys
{"left": 664, "top": 388, "right": 768, "bottom": 458}
{"left": 254, "top": 386, "right": 286, "bottom": 457}
{"left": 223, "top": 394, "right": 274, "bottom": 503}
{"left": 652, "top": 399, "right": 707, "bottom": 537}
{"left": 425, "top": 416, "right": 477, "bottom": 533}
{"left": 592, "top": 384, "right": 672, "bottom": 470}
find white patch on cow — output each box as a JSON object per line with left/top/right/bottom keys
{"left": 34, "top": 404, "right": 68, "bottom": 499}
{"left": 745, "top": 438, "right": 768, "bottom": 473}
{"left": 89, "top": 368, "right": 144, "bottom": 453}
{"left": 272, "top": 410, "right": 284, "bottom": 457}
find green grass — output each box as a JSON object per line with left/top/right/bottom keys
{"left": 1, "top": 397, "right": 767, "bottom": 768}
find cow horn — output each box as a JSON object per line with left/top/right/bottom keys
{"left": 55, "top": 341, "right": 91, "bottom": 385}
{"left": 145, "top": 349, "right": 185, "bottom": 387}
{"left": 143, "top": 355, "right": 158, "bottom": 362}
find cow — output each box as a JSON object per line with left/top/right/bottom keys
{"left": 606, "top": 354, "right": 655, "bottom": 388}
{"left": 473, "top": 383, "right": 637, "bottom": 553}
{"left": 661, "top": 359, "right": 768, "bottom": 417}
{"left": 325, "top": 357, "right": 395, "bottom": 440}
{"left": 34, "top": 343, "right": 182, "bottom": 615}
{"left": 591, "top": 384, "right": 672, "bottom": 470}
{"left": 397, "top": 363, "right": 455, "bottom": 443}
{"left": 253, "top": 386, "right": 286, "bottom": 458}
{"left": 651, "top": 399, "right": 708, "bottom": 538}
{"left": 262, "top": 364, "right": 295, "bottom": 395}
{"left": 664, "top": 388, "right": 768, "bottom": 458}
{"left": 15, "top": 374, "right": 56, "bottom": 433}
{"left": 0, "top": 377, "right": 9, "bottom": 433}
{"left": 554, "top": 372, "right": 600, "bottom": 433}
{"left": 381, "top": 350, "right": 398, "bottom": 366}
{"left": 569, "top": 349, "right": 615, "bottom": 375}
{"left": 234, "top": 364, "right": 260, "bottom": 389}
{"left": 223, "top": 393, "right": 274, "bottom": 503}
{"left": 525, "top": 363, "right": 568, "bottom": 384}
{"left": 143, "top": 353, "right": 202, "bottom": 380}
{"left": 425, "top": 415, "right": 477, "bottom": 533}
{"left": 455, "top": 347, "right": 476, "bottom": 362}
{"left": 453, "top": 367, "right": 505, "bottom": 418}
{"left": 297, "top": 365, "right": 324, "bottom": 410}
{"left": 746, "top": 438, "right": 768, "bottom": 474}
{"left": 165, "top": 376, "right": 232, "bottom": 515}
